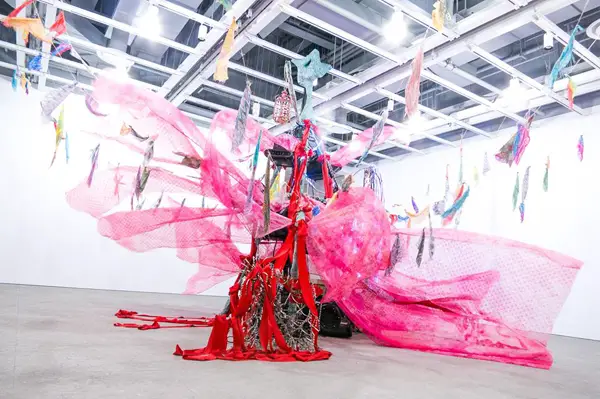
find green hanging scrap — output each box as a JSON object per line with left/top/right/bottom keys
{"left": 519, "top": 166, "right": 530, "bottom": 223}
{"left": 217, "top": 0, "right": 233, "bottom": 11}
{"left": 512, "top": 172, "right": 520, "bottom": 212}
{"left": 543, "top": 156, "right": 549, "bottom": 192}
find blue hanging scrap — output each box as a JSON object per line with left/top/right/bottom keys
{"left": 28, "top": 54, "right": 42, "bottom": 72}
{"left": 11, "top": 70, "right": 18, "bottom": 91}
{"left": 549, "top": 25, "right": 584, "bottom": 89}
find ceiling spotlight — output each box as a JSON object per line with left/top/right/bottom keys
{"left": 135, "top": 2, "right": 161, "bottom": 37}
{"left": 543, "top": 32, "right": 553, "bottom": 51}
{"left": 499, "top": 77, "right": 528, "bottom": 107}
{"left": 383, "top": 11, "right": 406, "bottom": 43}
{"left": 198, "top": 24, "right": 208, "bottom": 41}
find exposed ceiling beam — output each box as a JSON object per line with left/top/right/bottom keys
{"left": 375, "top": 88, "right": 491, "bottom": 138}
{"left": 421, "top": 69, "right": 527, "bottom": 124}
{"left": 469, "top": 43, "right": 587, "bottom": 115}
{"left": 376, "top": 0, "right": 459, "bottom": 39}
{"left": 533, "top": 14, "right": 600, "bottom": 72}
{"left": 37, "top": 0, "right": 197, "bottom": 54}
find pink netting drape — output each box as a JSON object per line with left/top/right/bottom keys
{"left": 329, "top": 126, "right": 396, "bottom": 167}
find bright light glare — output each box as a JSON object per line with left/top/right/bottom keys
{"left": 499, "top": 78, "right": 529, "bottom": 107}
{"left": 383, "top": 11, "right": 406, "bottom": 43}
{"left": 406, "top": 112, "right": 425, "bottom": 133}
{"left": 135, "top": 4, "right": 161, "bottom": 37}
{"left": 102, "top": 66, "right": 129, "bottom": 82}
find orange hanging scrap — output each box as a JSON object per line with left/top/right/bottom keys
{"left": 567, "top": 78, "right": 576, "bottom": 109}
{"left": 2, "top": 1, "right": 66, "bottom": 45}
{"left": 213, "top": 18, "right": 237, "bottom": 83}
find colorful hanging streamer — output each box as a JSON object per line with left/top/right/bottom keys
{"left": 567, "top": 78, "right": 576, "bottom": 109}
{"left": 28, "top": 54, "right": 42, "bottom": 71}
{"left": 432, "top": 0, "right": 446, "bottom": 31}
{"left": 51, "top": 42, "right": 72, "bottom": 57}
{"left": 50, "top": 105, "right": 65, "bottom": 167}
{"left": 519, "top": 166, "right": 530, "bottom": 223}
{"left": 11, "top": 70, "right": 18, "bottom": 91}
{"left": 405, "top": 47, "right": 424, "bottom": 119}
{"left": 87, "top": 144, "right": 100, "bottom": 187}
{"left": 213, "top": 18, "right": 237, "bottom": 83}
{"left": 232, "top": 81, "right": 251, "bottom": 152}
{"left": 2, "top": 1, "right": 66, "bottom": 45}
{"left": 357, "top": 110, "right": 388, "bottom": 165}
{"left": 411, "top": 196, "right": 419, "bottom": 213}
{"left": 549, "top": 25, "right": 584, "bottom": 89}
{"left": 245, "top": 130, "right": 262, "bottom": 213}
{"left": 483, "top": 151, "right": 491, "bottom": 175}
{"left": 512, "top": 172, "right": 520, "bottom": 212}
{"left": 496, "top": 113, "right": 533, "bottom": 167}
{"left": 543, "top": 156, "right": 549, "bottom": 192}
{"left": 577, "top": 135, "right": 584, "bottom": 162}
{"left": 441, "top": 184, "right": 469, "bottom": 226}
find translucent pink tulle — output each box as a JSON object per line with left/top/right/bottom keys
{"left": 67, "top": 78, "right": 582, "bottom": 368}
{"left": 329, "top": 126, "right": 396, "bottom": 167}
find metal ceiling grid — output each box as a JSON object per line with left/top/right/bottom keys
{"left": 2, "top": 0, "right": 600, "bottom": 167}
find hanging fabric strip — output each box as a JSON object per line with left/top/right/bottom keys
{"left": 441, "top": 184, "right": 469, "bottom": 226}
{"left": 358, "top": 110, "right": 388, "bottom": 165}
{"left": 28, "top": 54, "right": 42, "bottom": 71}
{"left": 577, "top": 135, "right": 584, "bottom": 162}
{"left": 405, "top": 47, "right": 424, "bottom": 119}
{"left": 432, "top": 0, "right": 445, "bottom": 31}
{"left": 428, "top": 211, "right": 435, "bottom": 260}
{"left": 512, "top": 172, "right": 520, "bottom": 212}
{"left": 386, "top": 234, "right": 402, "bottom": 276}
{"left": 49, "top": 11, "right": 67, "bottom": 37}
{"left": 483, "top": 151, "right": 491, "bottom": 175}
{"left": 213, "top": 18, "right": 237, "bottom": 83}
{"left": 549, "top": 25, "right": 584, "bottom": 89}
{"left": 415, "top": 228, "right": 425, "bottom": 267}
{"left": 245, "top": 130, "right": 263, "bottom": 214}
{"left": 411, "top": 196, "right": 419, "bottom": 213}
{"left": 262, "top": 158, "right": 271, "bottom": 234}
{"left": 519, "top": 166, "right": 530, "bottom": 223}
{"left": 50, "top": 105, "right": 65, "bottom": 167}
{"left": 232, "top": 81, "right": 252, "bottom": 152}
{"left": 567, "top": 78, "right": 576, "bottom": 109}
{"left": 543, "top": 156, "right": 550, "bottom": 192}
{"left": 64, "top": 131, "right": 70, "bottom": 164}
{"left": 51, "top": 42, "right": 71, "bottom": 57}
{"left": 87, "top": 144, "right": 100, "bottom": 187}
{"left": 12, "top": 70, "right": 18, "bottom": 91}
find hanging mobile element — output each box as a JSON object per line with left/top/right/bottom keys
{"left": 12, "top": 70, "right": 18, "bottom": 91}
{"left": 567, "top": 78, "right": 576, "bottom": 109}
{"left": 386, "top": 234, "right": 402, "bottom": 276}
{"left": 549, "top": 25, "right": 584, "bottom": 89}
{"left": 40, "top": 81, "right": 77, "bottom": 121}
{"left": 416, "top": 228, "right": 426, "bottom": 267}
{"left": 245, "top": 130, "right": 262, "bottom": 214}
{"left": 3, "top": 1, "right": 66, "bottom": 44}
{"left": 358, "top": 109, "right": 388, "bottom": 165}
{"left": 432, "top": 0, "right": 446, "bottom": 31}
{"left": 441, "top": 184, "right": 470, "bottom": 226}
{"left": 262, "top": 158, "right": 271, "bottom": 234}
{"left": 292, "top": 49, "right": 332, "bottom": 121}
{"left": 213, "top": 18, "right": 237, "bottom": 83}
{"left": 50, "top": 105, "right": 65, "bottom": 167}
{"left": 496, "top": 112, "right": 533, "bottom": 167}
{"left": 519, "top": 166, "right": 530, "bottom": 223}
{"left": 543, "top": 156, "right": 550, "bottom": 192}
{"left": 512, "top": 172, "right": 520, "bottom": 212}
{"left": 428, "top": 211, "right": 435, "bottom": 260}
{"left": 577, "top": 135, "right": 584, "bottom": 162}
{"left": 64, "top": 131, "right": 70, "bottom": 164}
{"left": 405, "top": 47, "right": 424, "bottom": 119}
{"left": 132, "top": 166, "right": 151, "bottom": 210}
{"left": 217, "top": 0, "right": 233, "bottom": 10}
{"left": 143, "top": 139, "right": 155, "bottom": 166}
{"left": 283, "top": 61, "right": 299, "bottom": 120}
{"left": 273, "top": 89, "right": 292, "bottom": 124}
{"left": 87, "top": 144, "right": 100, "bottom": 187}
{"left": 483, "top": 151, "right": 491, "bottom": 175}
{"left": 28, "top": 54, "right": 42, "bottom": 71}
{"left": 232, "top": 81, "right": 252, "bottom": 152}
{"left": 411, "top": 196, "right": 419, "bottom": 213}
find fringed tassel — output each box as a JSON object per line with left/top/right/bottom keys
{"left": 262, "top": 158, "right": 271, "bottom": 234}
{"left": 386, "top": 234, "right": 402, "bottom": 276}
{"left": 87, "top": 144, "right": 100, "bottom": 187}
{"left": 543, "top": 157, "right": 549, "bottom": 192}
{"left": 416, "top": 228, "right": 425, "bottom": 267}
{"left": 428, "top": 212, "right": 435, "bottom": 260}
{"left": 232, "top": 81, "right": 251, "bottom": 152}
{"left": 213, "top": 19, "right": 237, "bottom": 83}
{"left": 245, "top": 131, "right": 262, "bottom": 214}
{"left": 512, "top": 172, "right": 520, "bottom": 211}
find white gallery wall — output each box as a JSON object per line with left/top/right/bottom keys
{"left": 378, "top": 109, "right": 600, "bottom": 341}
{"left": 0, "top": 80, "right": 231, "bottom": 296}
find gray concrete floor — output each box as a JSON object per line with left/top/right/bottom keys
{"left": 0, "top": 284, "right": 598, "bottom": 399}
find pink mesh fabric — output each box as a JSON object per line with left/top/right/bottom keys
{"left": 329, "top": 126, "right": 396, "bottom": 167}
{"left": 307, "top": 188, "right": 391, "bottom": 301}
{"left": 331, "top": 228, "right": 582, "bottom": 369}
